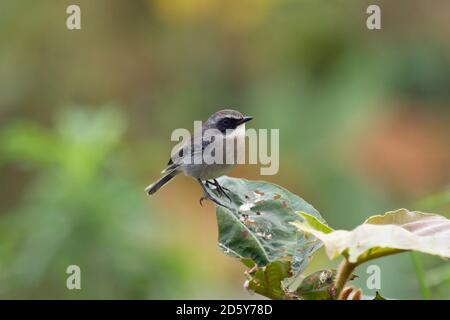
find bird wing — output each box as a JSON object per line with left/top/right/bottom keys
{"left": 162, "top": 131, "right": 214, "bottom": 173}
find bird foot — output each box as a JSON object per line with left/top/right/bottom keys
{"left": 198, "top": 179, "right": 229, "bottom": 207}
{"left": 199, "top": 191, "right": 225, "bottom": 207}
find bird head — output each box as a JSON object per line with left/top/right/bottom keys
{"left": 205, "top": 109, "right": 253, "bottom": 134}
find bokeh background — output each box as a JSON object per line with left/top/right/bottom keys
{"left": 0, "top": 0, "right": 449, "bottom": 299}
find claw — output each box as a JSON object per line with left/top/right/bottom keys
{"left": 199, "top": 193, "right": 225, "bottom": 207}
{"left": 197, "top": 179, "right": 226, "bottom": 207}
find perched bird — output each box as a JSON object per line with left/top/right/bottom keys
{"left": 145, "top": 109, "right": 252, "bottom": 205}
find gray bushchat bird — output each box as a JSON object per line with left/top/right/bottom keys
{"left": 145, "top": 109, "right": 253, "bottom": 206}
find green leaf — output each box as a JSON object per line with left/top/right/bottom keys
{"left": 300, "top": 212, "right": 334, "bottom": 233}
{"left": 292, "top": 209, "right": 450, "bottom": 263}
{"left": 295, "top": 269, "right": 357, "bottom": 300}
{"left": 213, "top": 176, "right": 325, "bottom": 277}
{"left": 0, "top": 122, "right": 58, "bottom": 166}
{"left": 296, "top": 269, "right": 337, "bottom": 300}
{"left": 245, "top": 260, "right": 293, "bottom": 300}
{"left": 373, "top": 291, "right": 386, "bottom": 300}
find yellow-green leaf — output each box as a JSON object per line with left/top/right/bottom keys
{"left": 291, "top": 209, "right": 450, "bottom": 263}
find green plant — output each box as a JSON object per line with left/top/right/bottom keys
{"left": 0, "top": 108, "right": 217, "bottom": 299}
{"left": 209, "top": 176, "right": 450, "bottom": 300}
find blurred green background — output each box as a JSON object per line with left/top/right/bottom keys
{"left": 0, "top": 0, "right": 449, "bottom": 299}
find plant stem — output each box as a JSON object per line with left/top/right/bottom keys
{"left": 334, "top": 259, "right": 357, "bottom": 299}
{"left": 333, "top": 250, "right": 411, "bottom": 300}
{"left": 411, "top": 252, "right": 431, "bottom": 299}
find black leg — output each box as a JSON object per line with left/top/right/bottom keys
{"left": 204, "top": 179, "right": 223, "bottom": 198}
{"left": 213, "top": 179, "right": 231, "bottom": 202}
{"left": 205, "top": 179, "right": 227, "bottom": 198}
{"left": 205, "top": 180, "right": 216, "bottom": 188}
{"left": 215, "top": 179, "right": 230, "bottom": 192}
{"left": 197, "top": 179, "right": 225, "bottom": 207}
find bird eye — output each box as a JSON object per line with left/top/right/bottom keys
{"left": 222, "top": 118, "right": 231, "bottom": 126}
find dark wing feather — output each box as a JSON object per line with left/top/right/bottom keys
{"left": 163, "top": 129, "right": 213, "bottom": 171}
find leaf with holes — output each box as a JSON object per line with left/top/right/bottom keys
{"left": 213, "top": 176, "right": 325, "bottom": 279}
{"left": 245, "top": 260, "right": 292, "bottom": 300}
{"left": 291, "top": 209, "right": 450, "bottom": 263}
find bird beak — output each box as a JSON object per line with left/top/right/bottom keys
{"left": 238, "top": 116, "right": 253, "bottom": 125}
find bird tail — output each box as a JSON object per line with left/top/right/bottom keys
{"left": 145, "top": 169, "right": 179, "bottom": 195}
